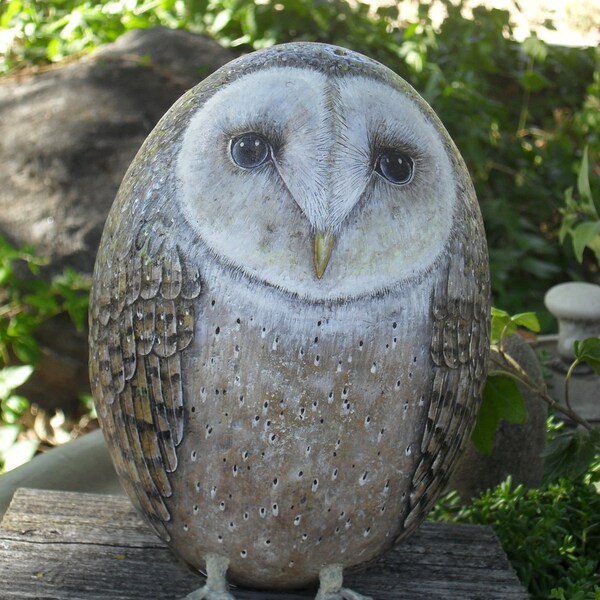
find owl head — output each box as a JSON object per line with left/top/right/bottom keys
{"left": 168, "top": 43, "right": 474, "bottom": 302}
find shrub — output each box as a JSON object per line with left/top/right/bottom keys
{"left": 431, "top": 463, "right": 600, "bottom": 599}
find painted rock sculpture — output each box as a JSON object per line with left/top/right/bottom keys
{"left": 89, "top": 42, "right": 490, "bottom": 600}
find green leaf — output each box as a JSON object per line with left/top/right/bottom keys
{"left": 2, "top": 394, "right": 30, "bottom": 423}
{"left": 490, "top": 307, "right": 514, "bottom": 344}
{"left": 47, "top": 37, "right": 62, "bottom": 61}
{"left": 511, "top": 312, "right": 541, "bottom": 332}
{"left": 1, "top": 438, "right": 39, "bottom": 472}
{"left": 490, "top": 307, "right": 510, "bottom": 319}
{"left": 79, "top": 393, "right": 97, "bottom": 420}
{"left": 12, "top": 337, "right": 40, "bottom": 365}
{"left": 472, "top": 375, "right": 528, "bottom": 455}
{"left": 573, "top": 338, "right": 600, "bottom": 374}
{"left": 490, "top": 308, "right": 540, "bottom": 344}
{"left": 0, "top": 424, "right": 20, "bottom": 454}
{"left": 558, "top": 204, "right": 577, "bottom": 244}
{"left": 542, "top": 428, "right": 600, "bottom": 483}
{"left": 577, "top": 146, "right": 594, "bottom": 212}
{"left": 518, "top": 70, "right": 549, "bottom": 92}
{"left": 0, "top": 365, "right": 34, "bottom": 400}
{"left": 210, "top": 9, "right": 232, "bottom": 33}
{"left": 522, "top": 34, "right": 548, "bottom": 62}
{"left": 571, "top": 221, "right": 600, "bottom": 263}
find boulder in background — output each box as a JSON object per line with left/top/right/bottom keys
{"left": 0, "top": 28, "right": 236, "bottom": 409}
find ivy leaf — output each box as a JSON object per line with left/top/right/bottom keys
{"left": 490, "top": 307, "right": 540, "bottom": 344}
{"left": 0, "top": 365, "right": 34, "bottom": 400}
{"left": 511, "top": 312, "right": 541, "bottom": 333}
{"left": 472, "top": 375, "right": 528, "bottom": 455}
{"left": 542, "top": 428, "right": 600, "bottom": 483}
{"left": 571, "top": 221, "right": 600, "bottom": 263}
{"left": 573, "top": 338, "right": 600, "bottom": 374}
{"left": 490, "top": 307, "right": 514, "bottom": 344}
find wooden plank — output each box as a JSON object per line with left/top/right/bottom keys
{"left": 0, "top": 488, "right": 527, "bottom": 600}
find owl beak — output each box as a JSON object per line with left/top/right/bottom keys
{"left": 314, "top": 231, "right": 334, "bottom": 279}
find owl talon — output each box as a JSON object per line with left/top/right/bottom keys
{"left": 182, "top": 554, "right": 236, "bottom": 600}
{"left": 315, "top": 564, "right": 372, "bottom": 600}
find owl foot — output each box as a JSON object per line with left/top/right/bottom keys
{"left": 182, "top": 554, "right": 236, "bottom": 600}
{"left": 315, "top": 564, "right": 372, "bottom": 600}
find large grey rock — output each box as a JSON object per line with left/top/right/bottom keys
{"left": 449, "top": 335, "right": 548, "bottom": 500}
{"left": 0, "top": 28, "right": 236, "bottom": 409}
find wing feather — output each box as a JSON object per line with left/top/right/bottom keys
{"left": 404, "top": 208, "right": 490, "bottom": 539}
{"left": 161, "top": 354, "right": 185, "bottom": 446}
{"left": 110, "top": 265, "right": 128, "bottom": 320}
{"left": 125, "top": 253, "right": 142, "bottom": 305}
{"left": 154, "top": 298, "right": 178, "bottom": 358}
{"left": 121, "top": 307, "right": 137, "bottom": 380}
{"left": 133, "top": 298, "right": 156, "bottom": 356}
{"left": 145, "top": 353, "right": 178, "bottom": 473}
{"left": 161, "top": 249, "right": 183, "bottom": 300}
{"left": 141, "top": 255, "right": 163, "bottom": 300}
{"left": 90, "top": 216, "right": 201, "bottom": 539}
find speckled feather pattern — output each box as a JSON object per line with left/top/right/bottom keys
{"left": 89, "top": 42, "right": 490, "bottom": 592}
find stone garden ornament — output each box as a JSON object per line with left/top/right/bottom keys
{"left": 89, "top": 42, "right": 490, "bottom": 600}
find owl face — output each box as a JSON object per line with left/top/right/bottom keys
{"left": 177, "top": 51, "right": 460, "bottom": 302}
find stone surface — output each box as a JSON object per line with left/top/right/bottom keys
{"left": 0, "top": 28, "right": 236, "bottom": 408}
{"left": 544, "top": 282, "right": 600, "bottom": 360}
{"left": 449, "top": 334, "right": 547, "bottom": 500}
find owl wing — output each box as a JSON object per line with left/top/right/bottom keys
{"left": 89, "top": 214, "right": 201, "bottom": 540}
{"left": 403, "top": 208, "right": 490, "bottom": 534}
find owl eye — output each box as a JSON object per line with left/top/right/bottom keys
{"left": 375, "top": 150, "right": 414, "bottom": 185}
{"left": 230, "top": 133, "right": 271, "bottom": 169}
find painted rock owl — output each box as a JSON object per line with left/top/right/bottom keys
{"left": 89, "top": 42, "right": 490, "bottom": 600}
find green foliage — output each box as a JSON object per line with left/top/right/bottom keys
{"left": 560, "top": 147, "right": 600, "bottom": 264}
{"left": 387, "top": 5, "right": 598, "bottom": 320}
{"left": 0, "top": 0, "right": 176, "bottom": 69}
{"left": 489, "top": 307, "right": 540, "bottom": 345}
{"left": 474, "top": 307, "right": 600, "bottom": 483}
{"left": 467, "top": 305, "right": 600, "bottom": 594}
{"left": 0, "top": 235, "right": 90, "bottom": 471}
{"left": 79, "top": 392, "right": 97, "bottom": 420}
{"left": 431, "top": 470, "right": 600, "bottom": 599}
{"left": 0, "top": 365, "right": 33, "bottom": 424}
{"left": 0, "top": 365, "right": 37, "bottom": 472}
{"left": 542, "top": 335, "right": 600, "bottom": 483}
{"left": 471, "top": 307, "right": 539, "bottom": 456}
{"left": 543, "top": 427, "right": 600, "bottom": 483}
{"left": 573, "top": 337, "right": 600, "bottom": 375}
{"left": 0, "top": 235, "right": 90, "bottom": 366}
{"left": 472, "top": 375, "right": 527, "bottom": 455}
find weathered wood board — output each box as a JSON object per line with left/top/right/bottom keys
{"left": 0, "top": 488, "right": 527, "bottom": 599}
